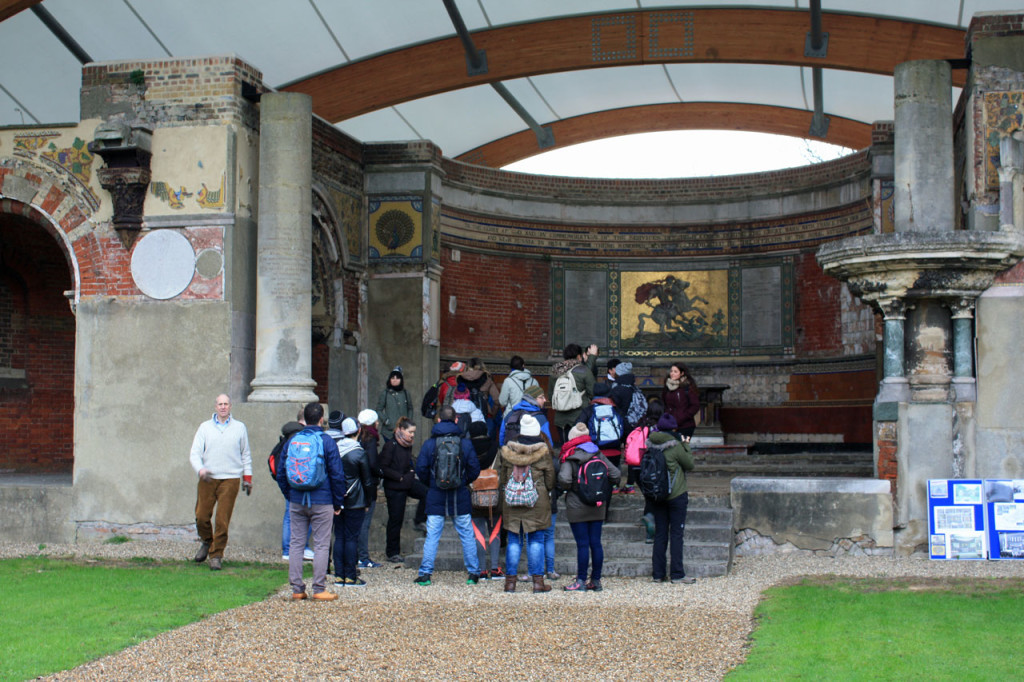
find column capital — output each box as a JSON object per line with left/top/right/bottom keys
{"left": 878, "top": 296, "right": 910, "bottom": 319}
{"left": 946, "top": 297, "right": 976, "bottom": 319}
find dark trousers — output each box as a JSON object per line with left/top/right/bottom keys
{"left": 383, "top": 481, "right": 428, "bottom": 557}
{"left": 651, "top": 492, "right": 689, "bottom": 581}
{"left": 334, "top": 507, "right": 366, "bottom": 581}
{"left": 569, "top": 520, "right": 605, "bottom": 582}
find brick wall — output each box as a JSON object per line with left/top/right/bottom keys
{"left": 794, "top": 251, "right": 842, "bottom": 357}
{"left": 0, "top": 214, "right": 75, "bottom": 472}
{"left": 439, "top": 248, "right": 551, "bottom": 359}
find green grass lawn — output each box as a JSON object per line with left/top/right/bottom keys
{"left": 0, "top": 555, "right": 288, "bottom": 681}
{"left": 726, "top": 575, "right": 1024, "bottom": 680}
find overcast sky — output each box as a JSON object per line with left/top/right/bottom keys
{"left": 502, "top": 130, "right": 852, "bottom": 179}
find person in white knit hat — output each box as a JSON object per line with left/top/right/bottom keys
{"left": 355, "top": 409, "right": 383, "bottom": 568}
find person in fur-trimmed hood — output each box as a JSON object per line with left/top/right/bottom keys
{"left": 496, "top": 413, "right": 556, "bottom": 593}
{"left": 646, "top": 413, "right": 696, "bottom": 584}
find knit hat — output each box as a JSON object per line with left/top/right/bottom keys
{"left": 392, "top": 365, "right": 403, "bottom": 374}
{"left": 524, "top": 384, "right": 544, "bottom": 399}
{"left": 519, "top": 414, "right": 541, "bottom": 437}
{"left": 449, "top": 361, "right": 467, "bottom": 373}
{"left": 656, "top": 413, "right": 678, "bottom": 432}
{"left": 568, "top": 422, "right": 589, "bottom": 441}
{"left": 341, "top": 417, "right": 359, "bottom": 436}
{"left": 593, "top": 382, "right": 610, "bottom": 397}
{"left": 328, "top": 410, "right": 345, "bottom": 429}
{"left": 453, "top": 383, "right": 470, "bottom": 400}
{"left": 617, "top": 361, "right": 633, "bottom": 375}
{"left": 357, "top": 409, "right": 378, "bottom": 426}
{"left": 468, "top": 421, "right": 489, "bottom": 439}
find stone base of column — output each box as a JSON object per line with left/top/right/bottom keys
{"left": 248, "top": 376, "right": 319, "bottom": 403}
{"left": 952, "top": 376, "right": 977, "bottom": 402}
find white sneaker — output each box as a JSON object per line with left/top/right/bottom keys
{"left": 282, "top": 554, "right": 289, "bottom": 561}
{"left": 303, "top": 548, "right": 315, "bottom": 561}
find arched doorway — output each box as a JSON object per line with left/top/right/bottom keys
{"left": 0, "top": 210, "right": 75, "bottom": 473}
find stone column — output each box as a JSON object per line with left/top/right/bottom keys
{"left": 880, "top": 298, "right": 907, "bottom": 379}
{"left": 248, "top": 93, "right": 318, "bottom": 403}
{"left": 894, "top": 60, "right": 954, "bottom": 232}
{"left": 999, "top": 134, "right": 1023, "bottom": 230}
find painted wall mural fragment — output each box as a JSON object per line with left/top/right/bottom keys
{"left": 985, "top": 91, "right": 1023, "bottom": 191}
{"left": 150, "top": 181, "right": 192, "bottom": 209}
{"left": 197, "top": 174, "right": 225, "bottom": 209}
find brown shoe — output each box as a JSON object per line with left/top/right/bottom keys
{"left": 291, "top": 592, "right": 308, "bottom": 600}
{"left": 532, "top": 575, "right": 551, "bottom": 593}
{"left": 208, "top": 557, "right": 222, "bottom": 571}
{"left": 504, "top": 575, "right": 517, "bottom": 593}
{"left": 312, "top": 591, "right": 338, "bottom": 601}
{"left": 194, "top": 542, "right": 210, "bottom": 563}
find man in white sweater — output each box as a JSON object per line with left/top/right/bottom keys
{"left": 189, "top": 394, "right": 252, "bottom": 570}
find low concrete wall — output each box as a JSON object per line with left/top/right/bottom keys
{"left": 732, "top": 477, "right": 893, "bottom": 556}
{"left": 0, "top": 477, "right": 75, "bottom": 543}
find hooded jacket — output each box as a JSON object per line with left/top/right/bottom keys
{"left": 415, "top": 420, "right": 481, "bottom": 517}
{"left": 663, "top": 380, "right": 700, "bottom": 432}
{"left": 498, "top": 368, "right": 540, "bottom": 414}
{"left": 337, "top": 437, "right": 372, "bottom": 509}
{"left": 378, "top": 434, "right": 417, "bottom": 491}
{"left": 645, "top": 431, "right": 695, "bottom": 499}
{"left": 557, "top": 441, "right": 621, "bottom": 523}
{"left": 375, "top": 374, "right": 413, "bottom": 440}
{"left": 497, "top": 436, "right": 556, "bottom": 533}
{"left": 459, "top": 367, "right": 500, "bottom": 416}
{"left": 499, "top": 397, "right": 551, "bottom": 445}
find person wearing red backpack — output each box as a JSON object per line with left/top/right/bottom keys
{"left": 557, "top": 423, "right": 620, "bottom": 592}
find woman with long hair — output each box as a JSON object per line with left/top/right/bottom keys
{"left": 662, "top": 363, "right": 700, "bottom": 439}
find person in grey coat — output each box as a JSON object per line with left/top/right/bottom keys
{"left": 334, "top": 418, "right": 373, "bottom": 586}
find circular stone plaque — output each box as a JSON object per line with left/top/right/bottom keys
{"left": 131, "top": 230, "right": 196, "bottom": 300}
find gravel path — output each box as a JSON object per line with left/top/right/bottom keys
{"left": 4, "top": 540, "right": 1023, "bottom": 681}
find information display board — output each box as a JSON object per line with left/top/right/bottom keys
{"left": 984, "top": 479, "right": 1024, "bottom": 560}
{"left": 928, "top": 479, "right": 986, "bottom": 560}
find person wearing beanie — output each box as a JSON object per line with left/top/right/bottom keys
{"left": 662, "top": 362, "right": 700, "bottom": 438}
{"left": 450, "top": 383, "right": 486, "bottom": 430}
{"left": 646, "top": 420, "right": 696, "bottom": 585}
{"left": 376, "top": 367, "right": 413, "bottom": 441}
{"left": 557, "top": 420, "right": 620, "bottom": 592}
{"left": 499, "top": 382, "right": 552, "bottom": 445}
{"left": 499, "top": 355, "right": 540, "bottom": 419}
{"left": 324, "top": 410, "right": 346, "bottom": 443}
{"left": 435, "top": 361, "right": 467, "bottom": 408}
{"left": 352, "top": 409, "right": 383, "bottom": 569}
{"left": 495, "top": 411, "right": 556, "bottom": 593}
{"left": 333, "top": 416, "right": 373, "bottom": 586}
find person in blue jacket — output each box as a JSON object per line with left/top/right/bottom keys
{"left": 276, "top": 402, "right": 346, "bottom": 601}
{"left": 413, "top": 405, "right": 482, "bottom": 586}
{"left": 499, "top": 384, "right": 552, "bottom": 445}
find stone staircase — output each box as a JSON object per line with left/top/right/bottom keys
{"left": 401, "top": 491, "right": 734, "bottom": 579}
{"left": 395, "top": 450, "right": 873, "bottom": 578}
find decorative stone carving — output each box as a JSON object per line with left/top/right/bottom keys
{"left": 88, "top": 117, "right": 154, "bottom": 249}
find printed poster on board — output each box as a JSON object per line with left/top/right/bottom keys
{"left": 984, "top": 479, "right": 1024, "bottom": 560}
{"left": 928, "top": 479, "right": 986, "bottom": 560}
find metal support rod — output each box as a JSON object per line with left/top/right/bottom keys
{"left": 809, "top": 0, "right": 824, "bottom": 52}
{"left": 441, "top": 0, "right": 485, "bottom": 73}
{"left": 491, "top": 82, "right": 554, "bottom": 149}
{"left": 809, "top": 67, "right": 830, "bottom": 137}
{"left": 31, "top": 4, "right": 92, "bottom": 65}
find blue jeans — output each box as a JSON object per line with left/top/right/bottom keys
{"left": 357, "top": 499, "right": 376, "bottom": 562}
{"left": 651, "top": 492, "right": 689, "bottom": 581}
{"left": 333, "top": 507, "right": 366, "bottom": 581}
{"left": 505, "top": 529, "right": 545, "bottom": 576}
{"left": 282, "top": 500, "right": 311, "bottom": 554}
{"left": 570, "top": 520, "right": 605, "bottom": 582}
{"left": 544, "top": 512, "right": 557, "bottom": 572}
{"left": 418, "top": 513, "right": 479, "bottom": 576}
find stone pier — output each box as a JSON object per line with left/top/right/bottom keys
{"left": 248, "top": 93, "right": 318, "bottom": 403}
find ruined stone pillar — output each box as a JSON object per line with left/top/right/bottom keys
{"left": 894, "top": 60, "right": 954, "bottom": 232}
{"left": 880, "top": 298, "right": 907, "bottom": 379}
{"left": 248, "top": 93, "right": 318, "bottom": 403}
{"left": 949, "top": 301, "right": 975, "bottom": 378}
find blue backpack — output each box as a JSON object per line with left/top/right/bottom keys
{"left": 588, "top": 402, "right": 623, "bottom": 447}
{"left": 285, "top": 428, "right": 327, "bottom": 499}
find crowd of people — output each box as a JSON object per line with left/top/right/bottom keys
{"left": 187, "top": 349, "right": 702, "bottom": 598}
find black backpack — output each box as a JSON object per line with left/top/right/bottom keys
{"left": 467, "top": 384, "right": 488, "bottom": 415}
{"left": 638, "top": 444, "right": 673, "bottom": 501}
{"left": 432, "top": 434, "right": 464, "bottom": 490}
{"left": 502, "top": 408, "right": 527, "bottom": 445}
{"left": 575, "top": 454, "right": 612, "bottom": 507}
{"left": 421, "top": 380, "right": 442, "bottom": 419}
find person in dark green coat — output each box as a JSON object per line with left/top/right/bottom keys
{"left": 647, "top": 413, "right": 696, "bottom": 584}
{"left": 375, "top": 366, "right": 413, "bottom": 441}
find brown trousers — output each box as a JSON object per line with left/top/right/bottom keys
{"left": 195, "top": 477, "right": 240, "bottom": 558}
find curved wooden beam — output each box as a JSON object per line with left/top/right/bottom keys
{"left": 0, "top": 0, "right": 39, "bottom": 23}
{"left": 454, "top": 103, "right": 872, "bottom": 167}
{"left": 284, "top": 8, "right": 965, "bottom": 124}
